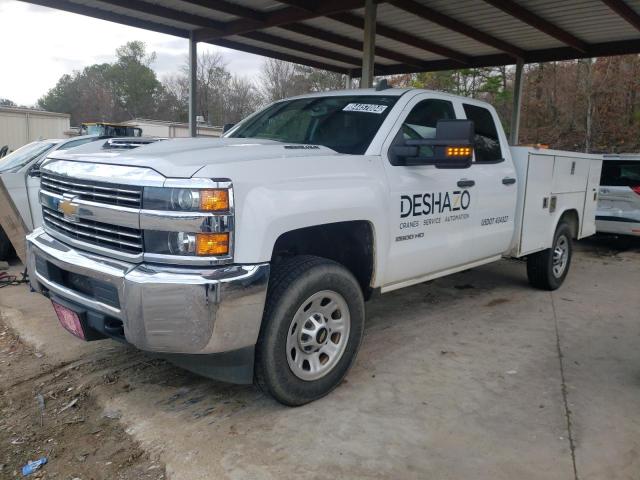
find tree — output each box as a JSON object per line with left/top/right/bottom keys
{"left": 296, "top": 65, "right": 345, "bottom": 92}
{"left": 192, "top": 51, "right": 231, "bottom": 125}
{"left": 161, "top": 74, "right": 190, "bottom": 122}
{"left": 222, "top": 76, "right": 261, "bottom": 123}
{"left": 108, "top": 41, "right": 163, "bottom": 119}
{"left": 39, "top": 65, "right": 121, "bottom": 124}
{"left": 258, "top": 59, "right": 346, "bottom": 103}
{"left": 259, "top": 58, "right": 305, "bottom": 102}
{"left": 166, "top": 51, "right": 262, "bottom": 125}
{"left": 38, "top": 41, "right": 166, "bottom": 124}
{"left": 0, "top": 98, "right": 17, "bottom": 107}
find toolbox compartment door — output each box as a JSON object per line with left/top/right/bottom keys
{"left": 552, "top": 156, "right": 591, "bottom": 194}
{"left": 580, "top": 159, "right": 603, "bottom": 238}
{"left": 518, "top": 154, "right": 554, "bottom": 255}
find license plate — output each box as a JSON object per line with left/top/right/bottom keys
{"left": 52, "top": 301, "right": 85, "bottom": 340}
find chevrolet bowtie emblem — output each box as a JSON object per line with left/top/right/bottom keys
{"left": 59, "top": 196, "right": 79, "bottom": 222}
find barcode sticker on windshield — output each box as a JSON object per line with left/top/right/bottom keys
{"left": 343, "top": 103, "right": 388, "bottom": 114}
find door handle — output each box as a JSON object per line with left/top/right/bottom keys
{"left": 502, "top": 177, "right": 516, "bottom": 185}
{"left": 457, "top": 179, "right": 475, "bottom": 188}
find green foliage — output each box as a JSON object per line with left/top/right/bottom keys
{"left": 109, "top": 41, "right": 162, "bottom": 118}
{"left": 0, "top": 98, "right": 17, "bottom": 107}
{"left": 38, "top": 41, "right": 170, "bottom": 125}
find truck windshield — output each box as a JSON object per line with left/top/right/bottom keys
{"left": 228, "top": 95, "right": 399, "bottom": 154}
{"left": 0, "top": 141, "right": 57, "bottom": 173}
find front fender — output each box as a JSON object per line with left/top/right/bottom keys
{"left": 224, "top": 156, "right": 390, "bottom": 285}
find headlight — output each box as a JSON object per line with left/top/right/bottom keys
{"left": 143, "top": 187, "right": 230, "bottom": 212}
{"left": 145, "top": 231, "right": 230, "bottom": 256}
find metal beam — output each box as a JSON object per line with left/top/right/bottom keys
{"left": 601, "top": 0, "right": 640, "bottom": 32}
{"left": 189, "top": 31, "right": 197, "bottom": 138}
{"left": 97, "top": 0, "right": 358, "bottom": 68}
{"left": 242, "top": 30, "right": 361, "bottom": 66}
{"left": 180, "top": 0, "right": 265, "bottom": 22}
{"left": 94, "top": 0, "right": 225, "bottom": 32}
{"left": 281, "top": 23, "right": 436, "bottom": 69}
{"left": 509, "top": 59, "right": 524, "bottom": 145}
{"left": 195, "top": 0, "right": 371, "bottom": 41}
{"left": 351, "top": 37, "right": 640, "bottom": 76}
{"left": 482, "top": 0, "right": 588, "bottom": 53}
{"left": 361, "top": 0, "right": 377, "bottom": 88}
{"left": 387, "top": 0, "right": 524, "bottom": 59}
{"left": 330, "top": 12, "right": 469, "bottom": 64}
{"left": 207, "top": 38, "right": 349, "bottom": 73}
{"left": 101, "top": 0, "right": 428, "bottom": 71}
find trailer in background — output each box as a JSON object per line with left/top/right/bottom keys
{"left": 121, "top": 118, "right": 222, "bottom": 138}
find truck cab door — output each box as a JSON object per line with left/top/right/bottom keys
{"left": 381, "top": 95, "right": 480, "bottom": 287}
{"left": 460, "top": 102, "right": 517, "bottom": 258}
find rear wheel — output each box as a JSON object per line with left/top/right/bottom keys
{"left": 527, "top": 221, "right": 573, "bottom": 290}
{"left": 255, "top": 255, "right": 365, "bottom": 406}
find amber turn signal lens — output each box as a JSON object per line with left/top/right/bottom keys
{"left": 199, "top": 189, "right": 229, "bottom": 211}
{"left": 446, "top": 146, "right": 472, "bottom": 157}
{"left": 196, "top": 233, "right": 229, "bottom": 256}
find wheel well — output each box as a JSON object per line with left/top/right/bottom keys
{"left": 560, "top": 209, "right": 580, "bottom": 238}
{"left": 271, "top": 221, "right": 375, "bottom": 299}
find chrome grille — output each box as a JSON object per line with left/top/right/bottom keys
{"left": 43, "top": 207, "right": 143, "bottom": 254}
{"left": 40, "top": 173, "right": 142, "bottom": 208}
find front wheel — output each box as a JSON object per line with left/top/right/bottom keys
{"left": 255, "top": 256, "right": 365, "bottom": 406}
{"left": 527, "top": 221, "right": 573, "bottom": 290}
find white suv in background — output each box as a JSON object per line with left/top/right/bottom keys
{"left": 596, "top": 154, "right": 640, "bottom": 236}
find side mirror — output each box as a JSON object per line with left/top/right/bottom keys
{"left": 390, "top": 119, "right": 475, "bottom": 169}
{"left": 222, "top": 123, "right": 235, "bottom": 133}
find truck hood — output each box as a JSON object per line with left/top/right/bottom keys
{"left": 46, "top": 138, "right": 340, "bottom": 178}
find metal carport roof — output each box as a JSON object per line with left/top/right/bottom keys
{"left": 20, "top": 0, "right": 640, "bottom": 75}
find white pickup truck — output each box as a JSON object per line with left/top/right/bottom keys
{"left": 26, "top": 88, "right": 602, "bottom": 405}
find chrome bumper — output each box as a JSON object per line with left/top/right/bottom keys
{"left": 26, "top": 228, "right": 270, "bottom": 354}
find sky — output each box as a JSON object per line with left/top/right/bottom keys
{"left": 0, "top": 0, "right": 265, "bottom": 106}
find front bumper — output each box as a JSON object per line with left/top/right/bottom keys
{"left": 26, "top": 228, "right": 270, "bottom": 355}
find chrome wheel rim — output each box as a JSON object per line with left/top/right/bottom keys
{"left": 286, "top": 290, "right": 351, "bottom": 381}
{"left": 552, "top": 234, "right": 569, "bottom": 278}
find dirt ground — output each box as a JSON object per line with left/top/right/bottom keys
{"left": 0, "top": 309, "right": 165, "bottom": 479}
{"left": 1, "top": 234, "right": 639, "bottom": 480}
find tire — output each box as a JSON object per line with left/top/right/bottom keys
{"left": 527, "top": 221, "right": 573, "bottom": 290}
{"left": 255, "top": 255, "right": 365, "bottom": 406}
{"left": 0, "top": 227, "right": 13, "bottom": 261}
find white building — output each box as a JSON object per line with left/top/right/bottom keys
{"left": 0, "top": 107, "right": 71, "bottom": 153}
{"left": 122, "top": 118, "right": 222, "bottom": 138}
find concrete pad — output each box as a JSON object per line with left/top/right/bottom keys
{"left": 1, "top": 238, "right": 638, "bottom": 479}
{"left": 552, "top": 242, "right": 640, "bottom": 480}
